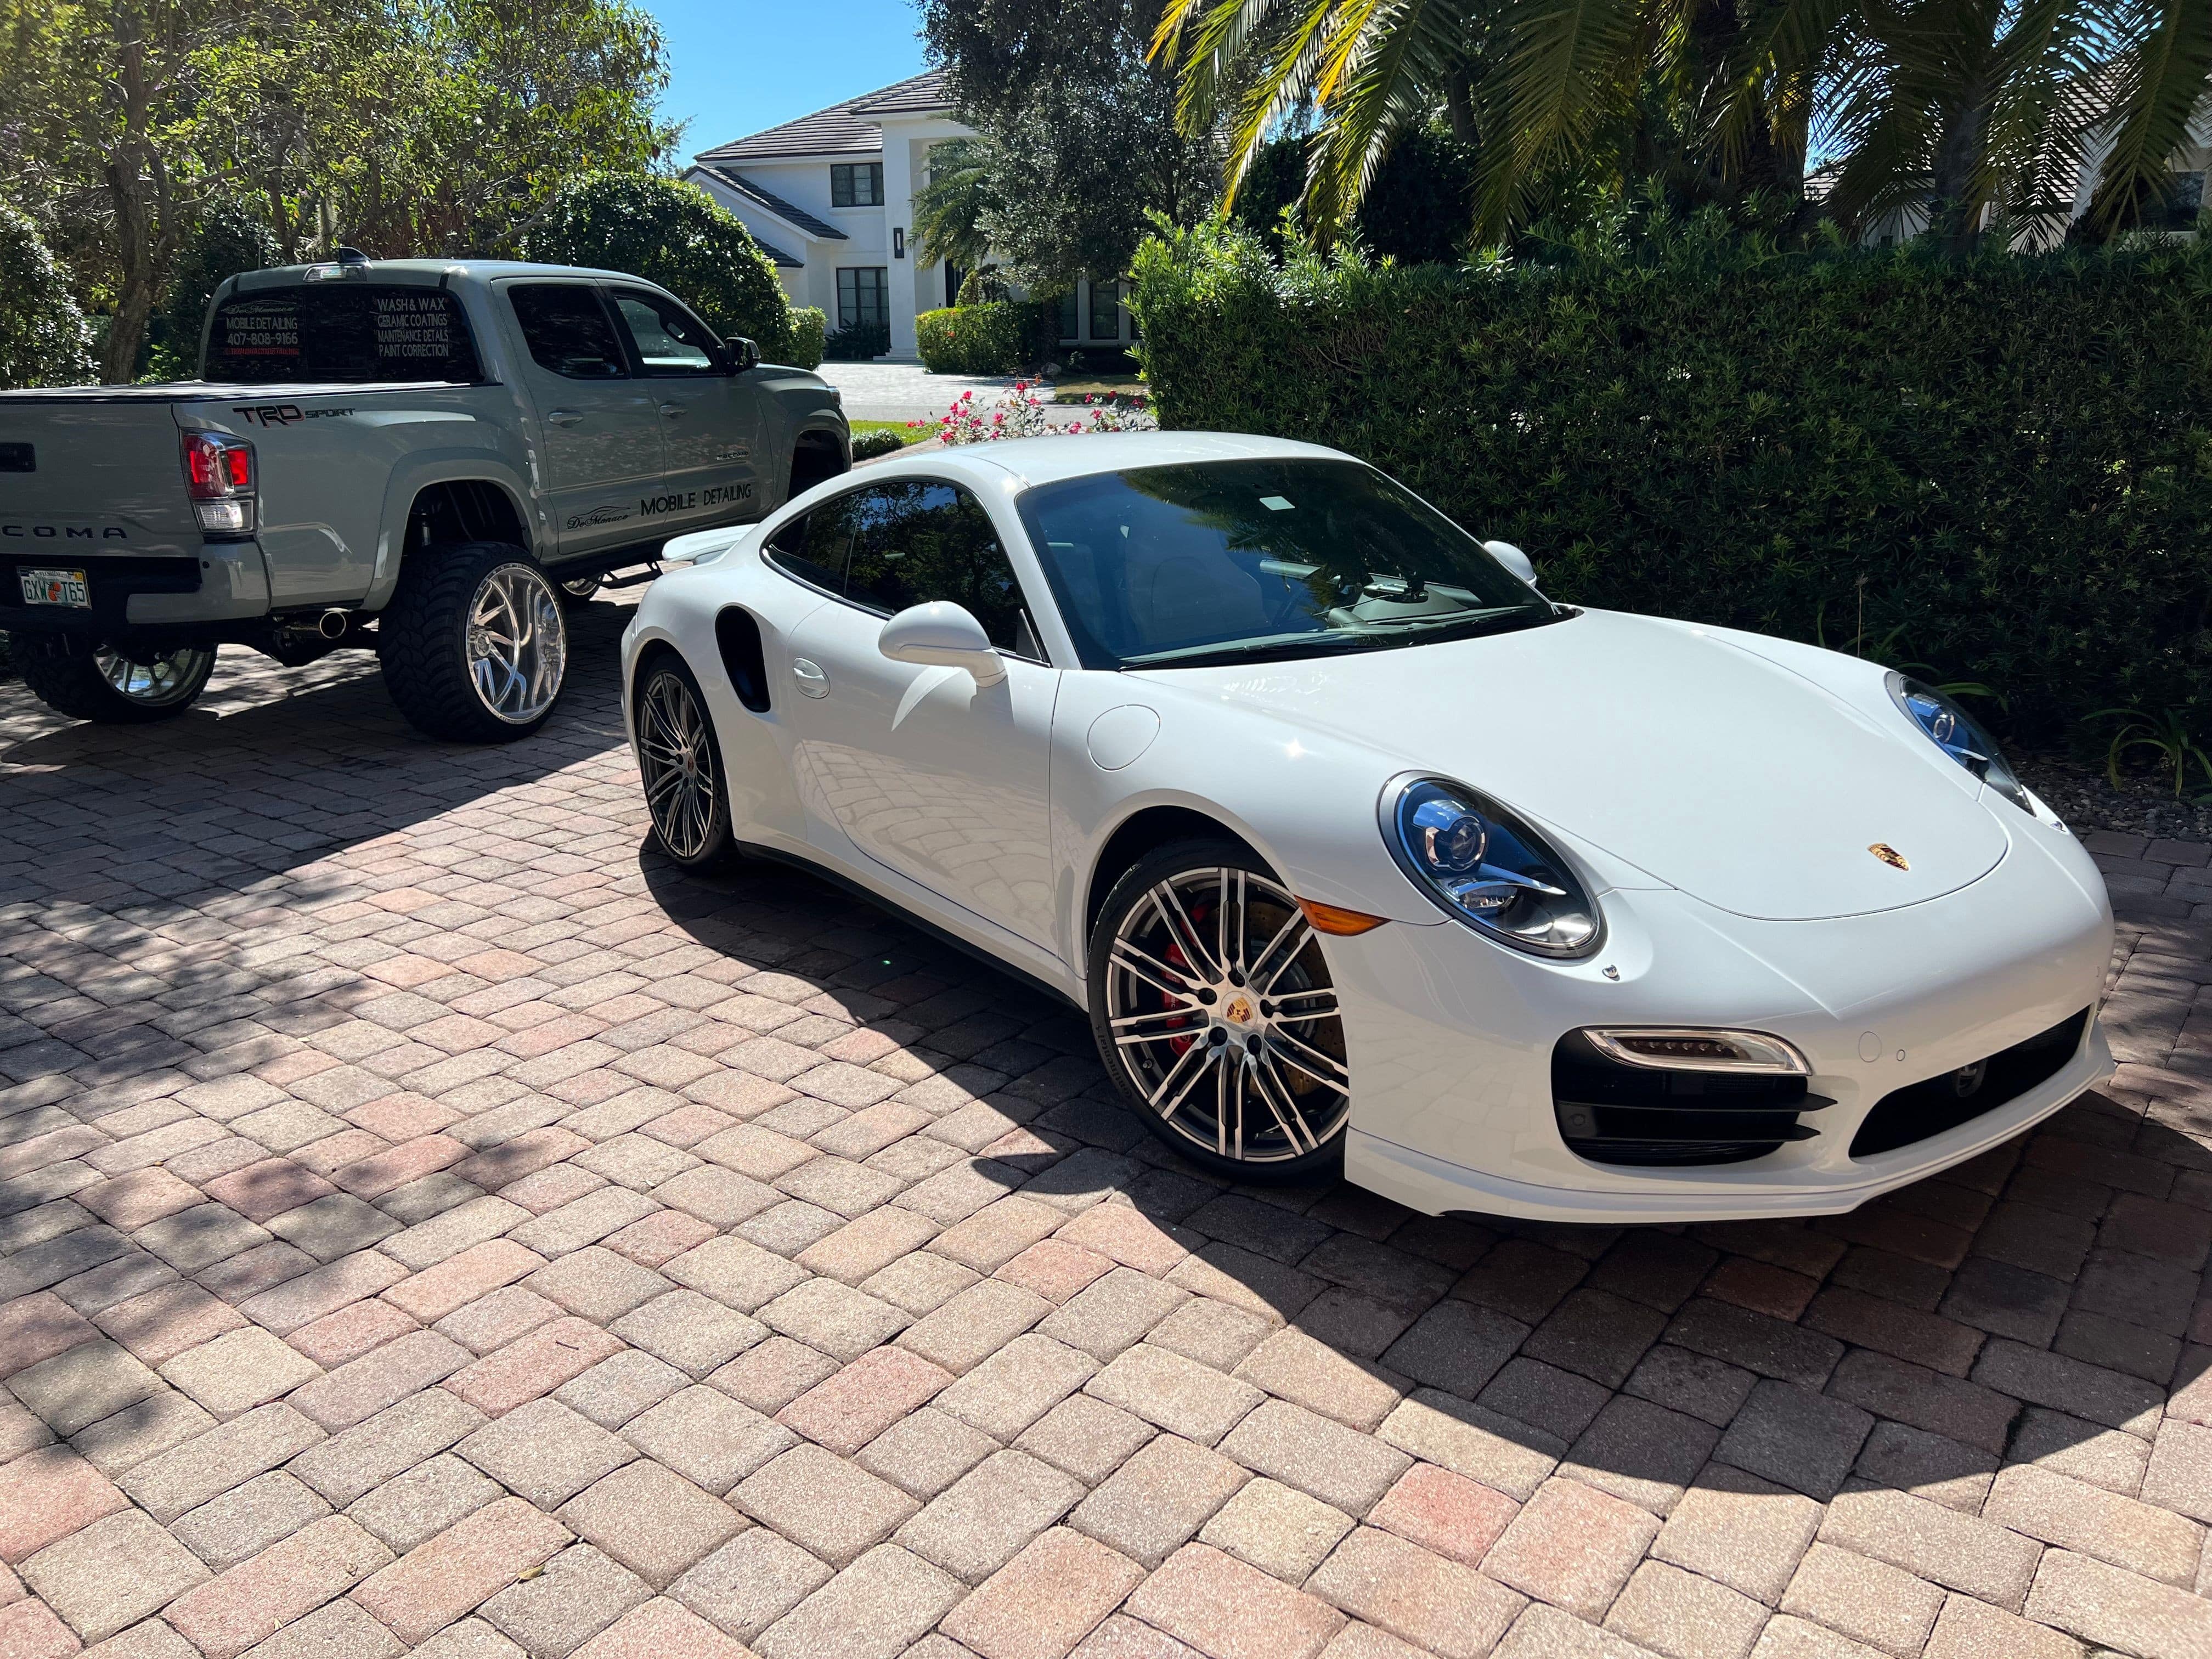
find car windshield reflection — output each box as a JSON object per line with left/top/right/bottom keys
{"left": 1012, "top": 458, "right": 1561, "bottom": 670}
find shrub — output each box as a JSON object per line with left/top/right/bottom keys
{"left": 781, "top": 306, "right": 826, "bottom": 370}
{"left": 522, "top": 172, "right": 792, "bottom": 354}
{"left": 823, "top": 320, "right": 890, "bottom": 361}
{"left": 0, "top": 204, "right": 93, "bottom": 390}
{"left": 851, "top": 428, "right": 909, "bottom": 460}
{"left": 930, "top": 382, "right": 1158, "bottom": 444}
{"left": 916, "top": 300, "right": 1050, "bottom": 374}
{"left": 1130, "top": 221, "right": 2212, "bottom": 743}
{"left": 145, "top": 198, "right": 279, "bottom": 379}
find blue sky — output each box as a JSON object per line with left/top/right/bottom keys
{"left": 651, "top": 0, "right": 930, "bottom": 157}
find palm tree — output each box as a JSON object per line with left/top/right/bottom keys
{"left": 1150, "top": 0, "right": 2212, "bottom": 247}
{"left": 913, "top": 137, "right": 998, "bottom": 271}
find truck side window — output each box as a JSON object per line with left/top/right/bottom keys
{"left": 509, "top": 285, "right": 628, "bottom": 379}
{"left": 610, "top": 290, "right": 726, "bottom": 376}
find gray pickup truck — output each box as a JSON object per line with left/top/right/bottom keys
{"left": 0, "top": 254, "right": 848, "bottom": 740}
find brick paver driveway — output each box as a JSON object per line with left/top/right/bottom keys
{"left": 2, "top": 603, "right": 2210, "bottom": 1659}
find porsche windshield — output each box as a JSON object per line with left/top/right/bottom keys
{"left": 1014, "top": 458, "right": 1558, "bottom": 669}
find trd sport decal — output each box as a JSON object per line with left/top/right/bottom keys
{"left": 230, "top": 404, "right": 355, "bottom": 426}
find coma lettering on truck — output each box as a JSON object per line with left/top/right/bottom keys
{"left": 3, "top": 524, "right": 128, "bottom": 540}
{"left": 639, "top": 484, "right": 753, "bottom": 517}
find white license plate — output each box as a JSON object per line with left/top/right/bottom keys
{"left": 19, "top": 567, "right": 89, "bottom": 608}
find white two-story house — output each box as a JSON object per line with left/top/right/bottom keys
{"left": 686, "top": 71, "right": 1136, "bottom": 363}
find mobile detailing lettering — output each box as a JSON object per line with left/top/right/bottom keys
{"left": 639, "top": 483, "right": 752, "bottom": 517}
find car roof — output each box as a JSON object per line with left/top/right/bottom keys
{"left": 226, "top": 259, "right": 659, "bottom": 292}
{"left": 883, "top": 431, "right": 1357, "bottom": 491}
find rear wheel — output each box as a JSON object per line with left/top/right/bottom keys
{"left": 16, "top": 642, "right": 216, "bottom": 724}
{"left": 1087, "top": 839, "right": 1351, "bottom": 1182}
{"left": 634, "top": 654, "right": 733, "bottom": 869}
{"left": 380, "top": 542, "right": 567, "bottom": 742}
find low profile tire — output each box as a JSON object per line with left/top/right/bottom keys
{"left": 634, "top": 653, "right": 733, "bottom": 870}
{"left": 16, "top": 642, "right": 215, "bottom": 724}
{"left": 380, "top": 543, "right": 567, "bottom": 742}
{"left": 1087, "top": 838, "right": 1352, "bottom": 1182}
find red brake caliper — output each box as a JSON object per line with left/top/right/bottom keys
{"left": 1158, "top": 901, "right": 1212, "bottom": 1057}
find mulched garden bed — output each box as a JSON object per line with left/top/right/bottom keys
{"left": 2015, "top": 752, "right": 2212, "bottom": 843}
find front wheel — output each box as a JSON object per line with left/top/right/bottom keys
{"left": 1087, "top": 839, "right": 1351, "bottom": 1182}
{"left": 634, "top": 654, "right": 733, "bottom": 870}
{"left": 16, "top": 642, "right": 216, "bottom": 724}
{"left": 380, "top": 543, "right": 567, "bottom": 742}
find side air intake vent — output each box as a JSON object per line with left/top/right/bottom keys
{"left": 715, "top": 606, "right": 771, "bottom": 713}
{"left": 1553, "top": 1031, "right": 1825, "bottom": 1166}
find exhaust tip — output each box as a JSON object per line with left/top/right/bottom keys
{"left": 317, "top": 610, "right": 348, "bottom": 639}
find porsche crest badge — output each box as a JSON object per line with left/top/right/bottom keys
{"left": 1868, "top": 843, "right": 1910, "bottom": 871}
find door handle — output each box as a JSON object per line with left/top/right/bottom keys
{"left": 546, "top": 409, "right": 583, "bottom": 427}
{"left": 792, "top": 658, "right": 830, "bottom": 697}
{"left": 658, "top": 403, "right": 686, "bottom": 419}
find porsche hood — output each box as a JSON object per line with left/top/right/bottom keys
{"left": 1139, "top": 609, "right": 2012, "bottom": 922}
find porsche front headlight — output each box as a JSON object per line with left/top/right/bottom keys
{"left": 1887, "top": 674, "right": 2033, "bottom": 815}
{"left": 1384, "top": 777, "right": 1602, "bottom": 957}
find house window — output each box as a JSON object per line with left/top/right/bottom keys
{"left": 831, "top": 163, "right": 884, "bottom": 207}
{"left": 837, "top": 267, "right": 889, "bottom": 331}
{"left": 1088, "top": 279, "right": 1122, "bottom": 342}
{"left": 1057, "top": 290, "right": 1079, "bottom": 342}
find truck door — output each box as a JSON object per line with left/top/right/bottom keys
{"left": 605, "top": 286, "right": 767, "bottom": 541}
{"left": 499, "top": 281, "right": 664, "bottom": 560}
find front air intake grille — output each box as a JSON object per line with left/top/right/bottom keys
{"left": 1552, "top": 1031, "right": 1824, "bottom": 1167}
{"left": 1849, "top": 1009, "right": 2089, "bottom": 1159}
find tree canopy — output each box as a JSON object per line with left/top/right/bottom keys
{"left": 520, "top": 172, "right": 794, "bottom": 356}
{"left": 1149, "top": 0, "right": 2212, "bottom": 253}
{"left": 0, "top": 0, "right": 676, "bottom": 381}
{"left": 919, "top": 0, "right": 1218, "bottom": 293}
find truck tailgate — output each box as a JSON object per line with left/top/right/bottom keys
{"left": 0, "top": 396, "right": 200, "bottom": 551}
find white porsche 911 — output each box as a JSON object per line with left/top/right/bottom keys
{"left": 619, "top": 432, "right": 2114, "bottom": 1223}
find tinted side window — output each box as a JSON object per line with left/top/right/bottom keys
{"left": 509, "top": 285, "right": 627, "bottom": 379}
{"left": 206, "top": 286, "right": 481, "bottom": 384}
{"left": 611, "top": 290, "right": 725, "bottom": 376}
{"left": 843, "top": 482, "right": 1028, "bottom": 653}
{"left": 764, "top": 494, "right": 864, "bottom": 593}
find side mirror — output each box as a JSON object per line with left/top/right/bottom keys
{"left": 725, "top": 336, "right": 761, "bottom": 372}
{"left": 1484, "top": 539, "right": 1538, "bottom": 587}
{"left": 878, "top": 602, "right": 1006, "bottom": 686}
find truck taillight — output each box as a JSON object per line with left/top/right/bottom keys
{"left": 182, "top": 430, "right": 256, "bottom": 535}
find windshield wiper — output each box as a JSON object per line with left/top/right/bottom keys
{"left": 1124, "top": 633, "right": 1393, "bottom": 670}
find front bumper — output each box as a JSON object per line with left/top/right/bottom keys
{"left": 1333, "top": 813, "right": 2116, "bottom": 1222}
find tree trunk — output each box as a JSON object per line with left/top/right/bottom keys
{"left": 1445, "top": 70, "right": 1475, "bottom": 146}
{"left": 1928, "top": 94, "right": 1990, "bottom": 256}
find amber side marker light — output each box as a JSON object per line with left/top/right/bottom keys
{"left": 1299, "top": 898, "right": 1389, "bottom": 936}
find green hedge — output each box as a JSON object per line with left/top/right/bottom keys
{"left": 917, "top": 301, "right": 1049, "bottom": 375}
{"left": 1129, "top": 222, "right": 2212, "bottom": 743}
{"left": 780, "top": 306, "right": 826, "bottom": 370}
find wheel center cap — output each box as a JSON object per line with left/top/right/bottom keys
{"left": 467, "top": 628, "right": 494, "bottom": 659}
{"left": 1223, "top": 995, "right": 1254, "bottom": 1027}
